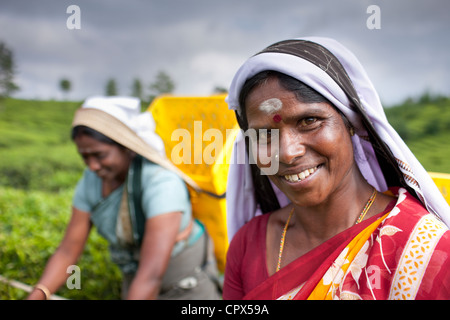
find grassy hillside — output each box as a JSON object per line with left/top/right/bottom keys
{"left": 0, "top": 99, "right": 85, "bottom": 191}
{"left": 0, "top": 187, "right": 122, "bottom": 299}
{"left": 385, "top": 94, "right": 450, "bottom": 173}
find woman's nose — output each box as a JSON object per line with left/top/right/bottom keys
{"left": 278, "top": 131, "right": 306, "bottom": 165}
{"left": 86, "top": 156, "right": 101, "bottom": 172}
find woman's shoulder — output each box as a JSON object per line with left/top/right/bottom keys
{"left": 141, "top": 158, "right": 184, "bottom": 183}
{"left": 393, "top": 187, "right": 445, "bottom": 221}
{"left": 384, "top": 187, "right": 450, "bottom": 245}
{"left": 139, "top": 158, "right": 191, "bottom": 218}
{"left": 225, "top": 212, "right": 271, "bottom": 297}
{"left": 140, "top": 157, "right": 167, "bottom": 175}
{"left": 229, "top": 213, "right": 271, "bottom": 249}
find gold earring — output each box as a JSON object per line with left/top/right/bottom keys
{"left": 349, "top": 127, "right": 355, "bottom": 136}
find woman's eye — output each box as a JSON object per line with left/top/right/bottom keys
{"left": 96, "top": 153, "right": 107, "bottom": 160}
{"left": 299, "top": 117, "right": 317, "bottom": 127}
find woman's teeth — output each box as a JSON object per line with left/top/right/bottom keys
{"left": 284, "top": 166, "right": 318, "bottom": 182}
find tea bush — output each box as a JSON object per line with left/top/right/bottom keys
{"left": 0, "top": 186, "right": 122, "bottom": 299}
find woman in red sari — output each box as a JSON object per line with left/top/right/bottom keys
{"left": 223, "top": 37, "right": 450, "bottom": 300}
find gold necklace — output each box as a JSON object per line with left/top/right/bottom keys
{"left": 276, "top": 208, "right": 294, "bottom": 272}
{"left": 355, "top": 187, "right": 377, "bottom": 224}
{"left": 275, "top": 187, "right": 377, "bottom": 272}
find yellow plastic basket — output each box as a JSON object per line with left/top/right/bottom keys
{"left": 148, "top": 94, "right": 238, "bottom": 271}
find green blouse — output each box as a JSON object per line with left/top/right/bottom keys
{"left": 72, "top": 157, "right": 203, "bottom": 274}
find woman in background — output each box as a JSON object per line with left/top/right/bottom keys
{"left": 28, "top": 96, "right": 220, "bottom": 300}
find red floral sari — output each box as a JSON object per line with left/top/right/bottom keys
{"left": 241, "top": 188, "right": 450, "bottom": 300}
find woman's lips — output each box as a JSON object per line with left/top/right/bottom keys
{"left": 281, "top": 165, "right": 321, "bottom": 183}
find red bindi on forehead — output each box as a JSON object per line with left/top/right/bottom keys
{"left": 273, "top": 114, "right": 282, "bottom": 123}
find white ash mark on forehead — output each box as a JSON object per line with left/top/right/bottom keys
{"left": 259, "top": 98, "right": 282, "bottom": 113}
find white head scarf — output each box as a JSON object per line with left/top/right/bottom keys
{"left": 73, "top": 96, "right": 200, "bottom": 190}
{"left": 226, "top": 37, "right": 450, "bottom": 239}
{"left": 80, "top": 96, "right": 166, "bottom": 157}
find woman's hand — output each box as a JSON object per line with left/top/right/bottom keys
{"left": 26, "top": 207, "right": 92, "bottom": 300}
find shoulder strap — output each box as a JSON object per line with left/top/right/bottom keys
{"left": 127, "top": 155, "right": 145, "bottom": 246}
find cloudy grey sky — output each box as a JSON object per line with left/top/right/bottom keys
{"left": 1, "top": 0, "right": 449, "bottom": 105}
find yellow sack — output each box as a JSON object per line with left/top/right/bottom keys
{"left": 148, "top": 94, "right": 238, "bottom": 272}
{"left": 429, "top": 172, "right": 450, "bottom": 205}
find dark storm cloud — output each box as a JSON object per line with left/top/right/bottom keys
{"left": 0, "top": 0, "right": 449, "bottom": 104}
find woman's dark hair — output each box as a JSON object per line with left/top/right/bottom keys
{"left": 71, "top": 125, "right": 125, "bottom": 148}
{"left": 236, "top": 71, "right": 349, "bottom": 214}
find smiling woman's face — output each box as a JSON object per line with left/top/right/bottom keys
{"left": 245, "top": 76, "right": 357, "bottom": 207}
{"left": 74, "top": 134, "right": 132, "bottom": 184}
